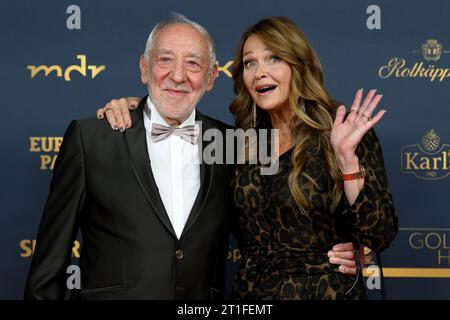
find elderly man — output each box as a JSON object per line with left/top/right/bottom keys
{"left": 25, "top": 13, "right": 359, "bottom": 300}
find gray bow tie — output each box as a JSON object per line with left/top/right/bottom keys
{"left": 151, "top": 123, "right": 200, "bottom": 144}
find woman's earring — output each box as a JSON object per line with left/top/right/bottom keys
{"left": 251, "top": 102, "right": 257, "bottom": 127}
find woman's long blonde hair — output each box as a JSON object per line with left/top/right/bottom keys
{"left": 229, "top": 17, "right": 343, "bottom": 212}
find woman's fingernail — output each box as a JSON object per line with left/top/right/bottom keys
{"left": 98, "top": 115, "right": 103, "bottom": 119}
{"left": 329, "top": 257, "right": 337, "bottom": 263}
{"left": 119, "top": 127, "right": 125, "bottom": 132}
{"left": 113, "top": 125, "right": 118, "bottom": 131}
{"left": 130, "top": 105, "right": 136, "bottom": 110}
{"left": 125, "top": 124, "right": 130, "bottom": 129}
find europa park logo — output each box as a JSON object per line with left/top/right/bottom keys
{"left": 27, "top": 54, "right": 105, "bottom": 81}
{"left": 379, "top": 39, "right": 450, "bottom": 82}
{"left": 401, "top": 129, "right": 450, "bottom": 180}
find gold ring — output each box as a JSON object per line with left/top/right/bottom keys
{"left": 350, "top": 109, "right": 358, "bottom": 112}
{"left": 362, "top": 113, "right": 372, "bottom": 121}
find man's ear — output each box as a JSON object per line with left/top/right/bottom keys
{"left": 205, "top": 63, "right": 219, "bottom": 92}
{"left": 139, "top": 55, "right": 149, "bottom": 84}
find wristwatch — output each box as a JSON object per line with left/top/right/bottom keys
{"left": 341, "top": 163, "right": 366, "bottom": 181}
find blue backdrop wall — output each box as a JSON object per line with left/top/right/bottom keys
{"left": 1, "top": 0, "right": 450, "bottom": 299}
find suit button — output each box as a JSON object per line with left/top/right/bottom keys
{"left": 175, "top": 250, "right": 184, "bottom": 260}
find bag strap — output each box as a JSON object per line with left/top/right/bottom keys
{"left": 376, "top": 252, "right": 387, "bottom": 300}
{"left": 345, "top": 241, "right": 364, "bottom": 296}
{"left": 345, "top": 242, "right": 387, "bottom": 300}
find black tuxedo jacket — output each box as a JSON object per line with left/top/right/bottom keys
{"left": 24, "top": 97, "right": 235, "bottom": 299}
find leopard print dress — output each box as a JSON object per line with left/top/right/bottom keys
{"left": 231, "top": 129, "right": 398, "bottom": 300}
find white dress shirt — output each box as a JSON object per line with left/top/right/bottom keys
{"left": 143, "top": 97, "right": 200, "bottom": 239}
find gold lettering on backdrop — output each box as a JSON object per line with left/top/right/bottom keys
{"left": 378, "top": 39, "right": 450, "bottom": 81}
{"left": 218, "top": 60, "right": 234, "bottom": 78}
{"left": 20, "top": 239, "right": 80, "bottom": 258}
{"left": 404, "top": 151, "right": 450, "bottom": 174}
{"left": 29, "top": 137, "right": 63, "bottom": 170}
{"left": 419, "top": 157, "right": 431, "bottom": 170}
{"left": 27, "top": 55, "right": 105, "bottom": 81}
{"left": 39, "top": 155, "right": 58, "bottom": 170}
{"left": 402, "top": 130, "right": 450, "bottom": 180}
{"left": 19, "top": 239, "right": 36, "bottom": 257}
{"left": 72, "top": 240, "right": 80, "bottom": 258}
{"left": 379, "top": 58, "right": 450, "bottom": 82}
{"left": 28, "top": 137, "right": 63, "bottom": 153}
{"left": 405, "top": 153, "right": 419, "bottom": 170}
{"left": 29, "top": 137, "right": 41, "bottom": 152}
{"left": 27, "top": 65, "right": 63, "bottom": 78}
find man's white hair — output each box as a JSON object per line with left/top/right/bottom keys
{"left": 143, "top": 13, "right": 217, "bottom": 70}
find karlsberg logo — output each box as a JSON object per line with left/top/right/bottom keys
{"left": 27, "top": 54, "right": 105, "bottom": 81}
{"left": 402, "top": 129, "right": 450, "bottom": 180}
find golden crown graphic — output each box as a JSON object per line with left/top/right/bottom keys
{"left": 422, "top": 39, "right": 443, "bottom": 61}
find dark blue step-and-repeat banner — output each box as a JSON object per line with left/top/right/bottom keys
{"left": 1, "top": 0, "right": 449, "bottom": 299}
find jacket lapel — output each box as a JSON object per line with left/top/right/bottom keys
{"left": 180, "top": 111, "right": 215, "bottom": 238}
{"left": 123, "top": 96, "right": 177, "bottom": 238}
